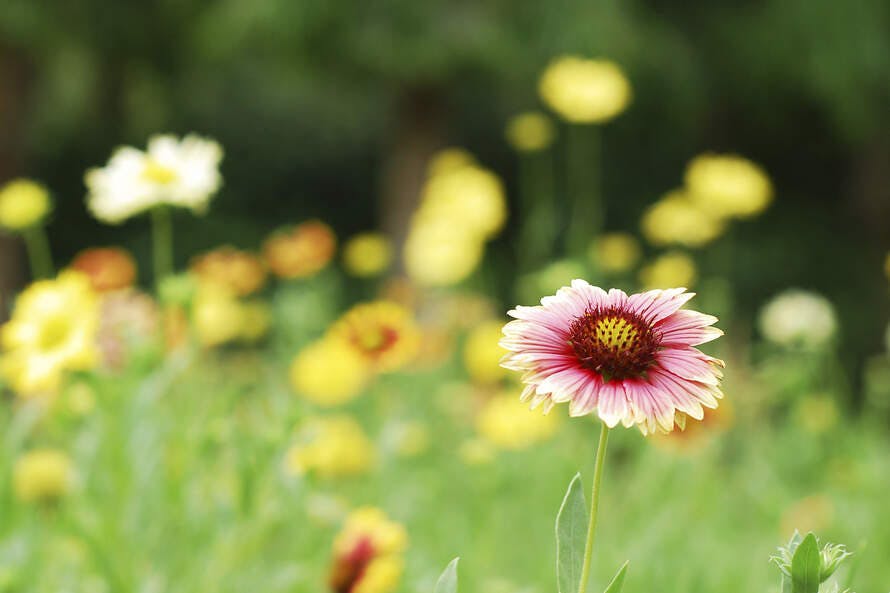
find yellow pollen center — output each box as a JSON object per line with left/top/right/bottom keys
{"left": 142, "top": 159, "right": 178, "bottom": 185}
{"left": 38, "top": 317, "right": 72, "bottom": 351}
{"left": 357, "top": 330, "right": 386, "bottom": 351}
{"left": 594, "top": 316, "right": 640, "bottom": 352}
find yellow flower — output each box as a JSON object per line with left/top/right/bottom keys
{"left": 641, "top": 190, "right": 725, "bottom": 248}
{"left": 263, "top": 220, "right": 336, "bottom": 279}
{"left": 238, "top": 301, "right": 271, "bottom": 343}
{"left": 639, "top": 251, "right": 697, "bottom": 290}
{"left": 685, "top": 153, "right": 772, "bottom": 219}
{"left": 191, "top": 281, "right": 246, "bottom": 347}
{"left": 191, "top": 246, "right": 267, "bottom": 297}
{"left": 343, "top": 233, "right": 393, "bottom": 278}
{"left": 463, "top": 320, "right": 508, "bottom": 385}
{"left": 539, "top": 56, "right": 631, "bottom": 124}
{"left": 330, "top": 301, "right": 420, "bottom": 373}
{"left": 590, "top": 232, "right": 642, "bottom": 273}
{"left": 418, "top": 166, "right": 507, "bottom": 240}
{"left": 14, "top": 449, "right": 73, "bottom": 504}
{"left": 403, "top": 220, "right": 484, "bottom": 287}
{"left": 476, "top": 393, "right": 559, "bottom": 450}
{"left": 505, "top": 111, "right": 556, "bottom": 152}
{"left": 330, "top": 507, "right": 407, "bottom": 593}
{"left": 0, "top": 179, "right": 51, "bottom": 230}
{"left": 426, "top": 147, "right": 476, "bottom": 177}
{"left": 285, "top": 416, "right": 375, "bottom": 479}
{"left": 1, "top": 271, "right": 99, "bottom": 396}
{"left": 289, "top": 337, "right": 370, "bottom": 405}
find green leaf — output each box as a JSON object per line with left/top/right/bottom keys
{"left": 556, "top": 473, "right": 588, "bottom": 593}
{"left": 434, "top": 557, "right": 459, "bottom": 593}
{"left": 602, "top": 561, "right": 629, "bottom": 593}
{"left": 791, "top": 533, "right": 821, "bottom": 593}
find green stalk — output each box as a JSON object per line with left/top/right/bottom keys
{"left": 578, "top": 422, "right": 611, "bottom": 593}
{"left": 518, "top": 149, "right": 558, "bottom": 273}
{"left": 22, "top": 225, "right": 54, "bottom": 279}
{"left": 151, "top": 207, "right": 174, "bottom": 286}
{"left": 565, "top": 124, "right": 602, "bottom": 263}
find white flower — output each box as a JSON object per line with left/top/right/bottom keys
{"left": 86, "top": 134, "right": 223, "bottom": 224}
{"left": 758, "top": 289, "right": 837, "bottom": 348}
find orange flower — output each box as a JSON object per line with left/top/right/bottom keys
{"left": 69, "top": 247, "right": 137, "bottom": 292}
{"left": 191, "top": 246, "right": 267, "bottom": 296}
{"left": 263, "top": 220, "right": 336, "bottom": 279}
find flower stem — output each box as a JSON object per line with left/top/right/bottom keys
{"left": 151, "top": 207, "right": 174, "bottom": 286}
{"left": 23, "top": 225, "right": 54, "bottom": 279}
{"left": 578, "top": 421, "right": 610, "bottom": 593}
{"left": 564, "top": 124, "right": 602, "bottom": 261}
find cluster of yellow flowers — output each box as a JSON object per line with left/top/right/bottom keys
{"left": 403, "top": 149, "right": 507, "bottom": 286}
{"left": 329, "top": 507, "right": 408, "bottom": 593}
{"left": 290, "top": 300, "right": 420, "bottom": 406}
{"left": 0, "top": 271, "right": 99, "bottom": 396}
{"left": 285, "top": 416, "right": 376, "bottom": 479}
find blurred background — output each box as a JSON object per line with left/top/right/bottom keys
{"left": 2, "top": 1, "right": 888, "bottom": 382}
{"left": 2, "top": 2, "right": 890, "bottom": 592}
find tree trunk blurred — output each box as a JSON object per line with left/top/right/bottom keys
{"left": 380, "top": 86, "right": 447, "bottom": 273}
{"left": 0, "top": 44, "right": 31, "bottom": 315}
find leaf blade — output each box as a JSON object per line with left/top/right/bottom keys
{"left": 791, "top": 533, "right": 821, "bottom": 593}
{"left": 556, "top": 473, "right": 588, "bottom": 593}
{"left": 434, "top": 557, "right": 460, "bottom": 593}
{"left": 603, "top": 561, "right": 629, "bottom": 593}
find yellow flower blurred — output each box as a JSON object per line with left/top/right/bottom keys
{"left": 590, "top": 232, "right": 642, "bottom": 274}
{"left": 639, "top": 251, "right": 697, "bottom": 290}
{"left": 505, "top": 111, "right": 556, "bottom": 152}
{"left": 331, "top": 301, "right": 420, "bottom": 373}
{"left": 539, "top": 56, "right": 631, "bottom": 124}
{"left": 1, "top": 271, "right": 99, "bottom": 396}
{"left": 238, "top": 300, "right": 272, "bottom": 343}
{"left": 417, "top": 166, "right": 507, "bottom": 240}
{"left": 685, "top": 153, "right": 772, "bottom": 219}
{"left": 426, "top": 147, "right": 476, "bottom": 177}
{"left": 191, "top": 246, "right": 267, "bottom": 297}
{"left": 285, "top": 416, "right": 375, "bottom": 479}
{"left": 0, "top": 179, "right": 51, "bottom": 230}
{"left": 289, "top": 337, "right": 370, "bottom": 406}
{"left": 263, "top": 220, "right": 336, "bottom": 279}
{"left": 641, "top": 189, "right": 725, "bottom": 248}
{"left": 14, "top": 449, "right": 73, "bottom": 504}
{"left": 463, "top": 320, "right": 508, "bottom": 385}
{"left": 191, "top": 281, "right": 246, "bottom": 347}
{"left": 342, "top": 232, "right": 393, "bottom": 278}
{"left": 476, "top": 393, "right": 559, "bottom": 450}
{"left": 403, "top": 220, "right": 485, "bottom": 287}
{"left": 330, "top": 507, "right": 407, "bottom": 593}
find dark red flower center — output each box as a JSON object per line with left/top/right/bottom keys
{"left": 568, "top": 306, "right": 661, "bottom": 380}
{"left": 329, "top": 536, "right": 376, "bottom": 593}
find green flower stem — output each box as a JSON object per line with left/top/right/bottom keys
{"left": 518, "top": 149, "right": 557, "bottom": 273}
{"left": 565, "top": 124, "right": 602, "bottom": 262}
{"left": 23, "top": 225, "right": 54, "bottom": 279}
{"left": 578, "top": 421, "right": 611, "bottom": 593}
{"left": 151, "top": 207, "right": 174, "bottom": 286}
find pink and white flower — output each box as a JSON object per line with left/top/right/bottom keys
{"left": 500, "top": 280, "right": 724, "bottom": 434}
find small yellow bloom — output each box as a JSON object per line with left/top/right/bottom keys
{"left": 505, "top": 111, "right": 556, "bottom": 152}
{"left": 418, "top": 166, "right": 507, "bottom": 240}
{"left": 590, "top": 232, "right": 642, "bottom": 273}
{"left": 342, "top": 233, "right": 393, "bottom": 278}
{"left": 191, "top": 282, "right": 245, "bottom": 347}
{"left": 0, "top": 179, "right": 51, "bottom": 230}
{"left": 263, "top": 220, "right": 336, "bottom": 279}
{"left": 14, "top": 449, "right": 73, "bottom": 504}
{"left": 285, "top": 416, "right": 375, "bottom": 479}
{"left": 191, "top": 246, "right": 267, "bottom": 297}
{"left": 238, "top": 300, "right": 271, "bottom": 343}
{"left": 463, "top": 320, "right": 509, "bottom": 385}
{"left": 639, "top": 251, "right": 697, "bottom": 290}
{"left": 685, "top": 153, "right": 772, "bottom": 219}
{"left": 426, "top": 147, "right": 476, "bottom": 177}
{"left": 330, "top": 301, "right": 420, "bottom": 373}
{"left": 330, "top": 507, "right": 408, "bottom": 593}
{"left": 290, "top": 338, "right": 370, "bottom": 405}
{"left": 1, "top": 271, "right": 99, "bottom": 396}
{"left": 476, "top": 393, "right": 559, "bottom": 450}
{"left": 641, "top": 190, "right": 725, "bottom": 248}
{"left": 539, "top": 56, "right": 631, "bottom": 124}
{"left": 403, "top": 220, "right": 485, "bottom": 287}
